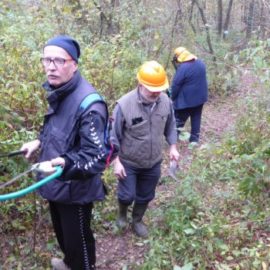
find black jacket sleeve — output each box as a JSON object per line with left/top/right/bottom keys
{"left": 61, "top": 106, "right": 108, "bottom": 180}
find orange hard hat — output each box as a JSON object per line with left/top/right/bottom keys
{"left": 137, "top": 61, "right": 169, "bottom": 92}
{"left": 174, "top": 47, "right": 197, "bottom": 63}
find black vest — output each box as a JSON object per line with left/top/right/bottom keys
{"left": 38, "top": 74, "right": 107, "bottom": 204}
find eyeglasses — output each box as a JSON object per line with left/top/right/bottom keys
{"left": 40, "top": 57, "right": 73, "bottom": 67}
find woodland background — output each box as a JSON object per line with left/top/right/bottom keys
{"left": 0, "top": 0, "right": 269, "bottom": 269}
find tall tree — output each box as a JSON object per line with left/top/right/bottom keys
{"left": 223, "top": 0, "right": 234, "bottom": 39}
{"left": 194, "top": 0, "right": 216, "bottom": 64}
{"left": 189, "top": 0, "right": 197, "bottom": 34}
{"left": 246, "top": 0, "right": 255, "bottom": 39}
{"left": 93, "top": 0, "right": 119, "bottom": 38}
{"left": 217, "top": 0, "right": 223, "bottom": 37}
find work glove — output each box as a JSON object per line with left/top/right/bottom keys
{"left": 166, "top": 87, "right": 172, "bottom": 98}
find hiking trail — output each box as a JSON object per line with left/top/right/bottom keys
{"left": 96, "top": 71, "right": 258, "bottom": 270}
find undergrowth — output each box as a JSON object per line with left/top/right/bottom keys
{"left": 142, "top": 69, "right": 270, "bottom": 269}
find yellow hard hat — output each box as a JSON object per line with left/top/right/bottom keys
{"left": 174, "top": 47, "right": 197, "bottom": 63}
{"left": 137, "top": 61, "right": 169, "bottom": 92}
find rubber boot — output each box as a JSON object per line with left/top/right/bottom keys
{"left": 132, "top": 203, "right": 148, "bottom": 238}
{"left": 116, "top": 202, "right": 129, "bottom": 230}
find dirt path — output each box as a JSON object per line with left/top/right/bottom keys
{"left": 96, "top": 72, "right": 256, "bottom": 270}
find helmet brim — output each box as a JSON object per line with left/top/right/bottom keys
{"left": 177, "top": 54, "right": 197, "bottom": 63}
{"left": 140, "top": 78, "right": 169, "bottom": 92}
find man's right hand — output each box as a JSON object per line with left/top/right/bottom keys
{"left": 20, "top": 139, "right": 41, "bottom": 159}
{"left": 113, "top": 157, "right": 127, "bottom": 180}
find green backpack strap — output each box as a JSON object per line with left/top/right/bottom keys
{"left": 79, "top": 92, "right": 115, "bottom": 168}
{"left": 79, "top": 93, "right": 104, "bottom": 111}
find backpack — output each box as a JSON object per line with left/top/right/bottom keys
{"left": 79, "top": 92, "right": 115, "bottom": 167}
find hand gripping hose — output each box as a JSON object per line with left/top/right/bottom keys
{"left": 0, "top": 166, "right": 63, "bottom": 202}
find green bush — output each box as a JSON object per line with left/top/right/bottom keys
{"left": 142, "top": 42, "right": 270, "bottom": 269}
{"left": 1, "top": 1, "right": 269, "bottom": 269}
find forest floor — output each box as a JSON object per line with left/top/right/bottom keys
{"left": 0, "top": 72, "right": 259, "bottom": 270}
{"left": 95, "top": 71, "right": 258, "bottom": 270}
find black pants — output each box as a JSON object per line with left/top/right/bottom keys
{"left": 118, "top": 161, "right": 161, "bottom": 205}
{"left": 174, "top": 104, "right": 204, "bottom": 142}
{"left": 49, "top": 201, "right": 95, "bottom": 270}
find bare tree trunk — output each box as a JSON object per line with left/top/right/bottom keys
{"left": 165, "top": 11, "right": 181, "bottom": 69}
{"left": 165, "top": 0, "right": 182, "bottom": 69}
{"left": 189, "top": 0, "right": 197, "bottom": 33}
{"left": 258, "top": 3, "right": 265, "bottom": 39}
{"left": 223, "top": 0, "right": 234, "bottom": 39}
{"left": 217, "top": 0, "right": 223, "bottom": 37}
{"left": 93, "top": 0, "right": 118, "bottom": 38}
{"left": 246, "top": 0, "right": 255, "bottom": 39}
{"left": 194, "top": 0, "right": 216, "bottom": 63}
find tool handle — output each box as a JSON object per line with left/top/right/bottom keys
{"left": 8, "top": 150, "right": 26, "bottom": 157}
{"left": 0, "top": 166, "right": 63, "bottom": 201}
{"left": 0, "top": 150, "right": 26, "bottom": 158}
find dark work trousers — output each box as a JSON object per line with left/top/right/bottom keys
{"left": 174, "top": 104, "right": 204, "bottom": 142}
{"left": 118, "top": 161, "right": 161, "bottom": 205}
{"left": 49, "top": 201, "right": 95, "bottom": 270}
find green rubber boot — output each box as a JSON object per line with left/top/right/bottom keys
{"left": 132, "top": 203, "right": 148, "bottom": 238}
{"left": 116, "top": 202, "right": 129, "bottom": 230}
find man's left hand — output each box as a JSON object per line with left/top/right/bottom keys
{"left": 169, "top": 144, "right": 180, "bottom": 161}
{"left": 51, "top": 157, "right": 66, "bottom": 168}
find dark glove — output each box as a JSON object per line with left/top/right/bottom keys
{"left": 166, "top": 87, "right": 172, "bottom": 98}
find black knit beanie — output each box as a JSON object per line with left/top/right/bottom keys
{"left": 44, "top": 35, "right": 80, "bottom": 63}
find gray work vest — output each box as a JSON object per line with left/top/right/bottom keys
{"left": 118, "top": 89, "right": 171, "bottom": 168}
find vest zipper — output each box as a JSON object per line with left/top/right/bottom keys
{"left": 149, "top": 102, "right": 156, "bottom": 164}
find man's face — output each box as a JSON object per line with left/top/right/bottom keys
{"left": 42, "top": 46, "right": 78, "bottom": 87}
{"left": 139, "top": 85, "right": 161, "bottom": 102}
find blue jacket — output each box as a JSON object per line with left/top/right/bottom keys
{"left": 38, "top": 71, "right": 108, "bottom": 204}
{"left": 171, "top": 59, "right": 208, "bottom": 109}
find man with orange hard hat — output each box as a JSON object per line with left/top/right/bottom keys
{"left": 110, "top": 61, "right": 179, "bottom": 238}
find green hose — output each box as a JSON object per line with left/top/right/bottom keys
{"left": 0, "top": 166, "right": 63, "bottom": 201}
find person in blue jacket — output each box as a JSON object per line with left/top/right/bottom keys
{"left": 21, "top": 35, "right": 108, "bottom": 270}
{"left": 171, "top": 47, "right": 208, "bottom": 142}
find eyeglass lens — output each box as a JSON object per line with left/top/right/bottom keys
{"left": 41, "top": 57, "right": 70, "bottom": 67}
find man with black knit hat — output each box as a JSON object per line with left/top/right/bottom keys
{"left": 21, "top": 35, "right": 108, "bottom": 270}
